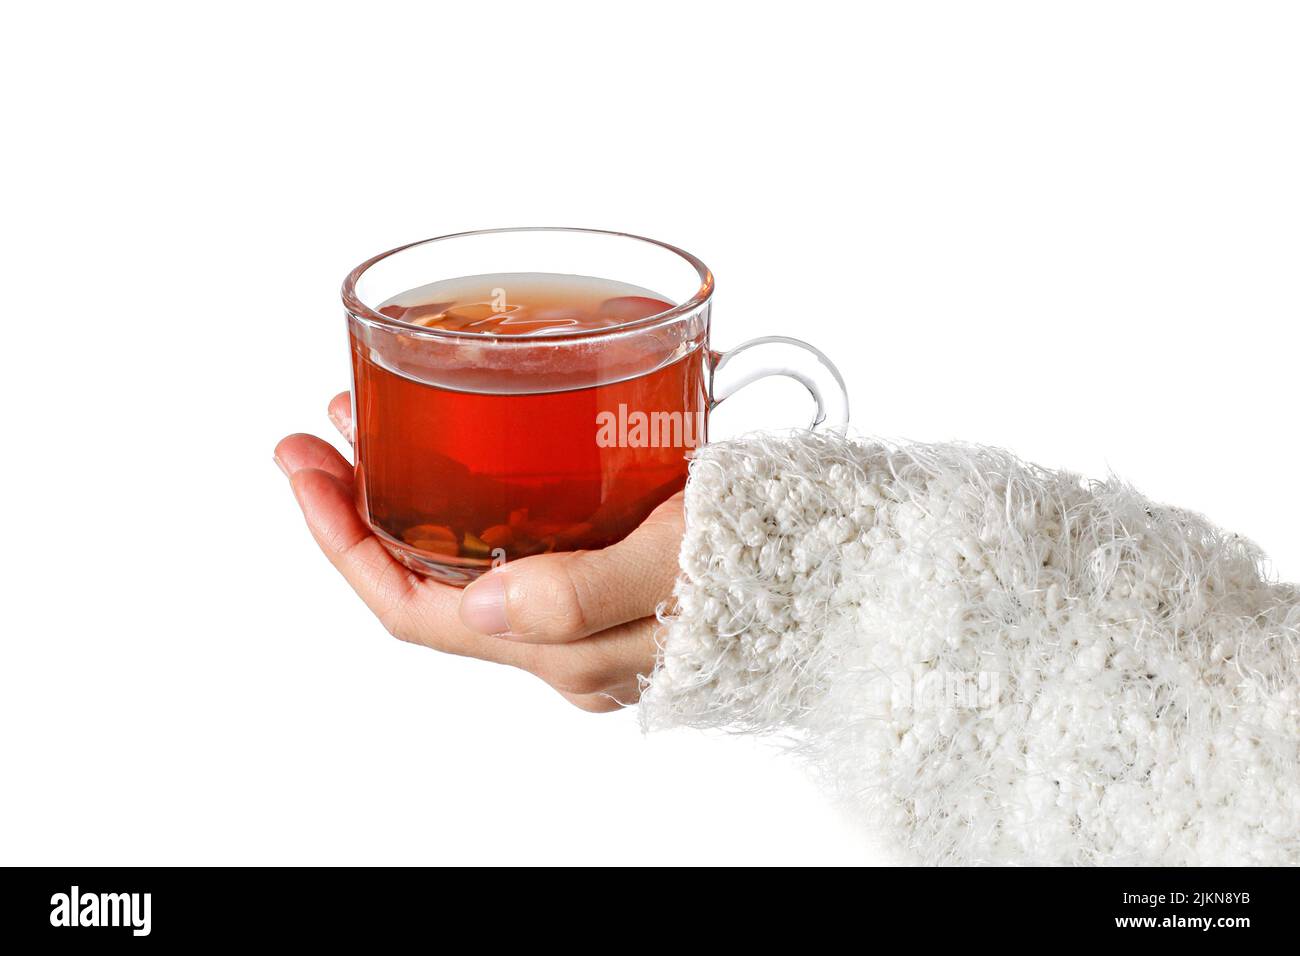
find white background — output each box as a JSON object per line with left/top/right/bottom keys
{"left": 2, "top": 1, "right": 1297, "bottom": 865}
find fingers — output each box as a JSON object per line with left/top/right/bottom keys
{"left": 283, "top": 465, "right": 425, "bottom": 636}
{"left": 458, "top": 493, "right": 684, "bottom": 644}
{"left": 274, "top": 433, "right": 353, "bottom": 485}
{"left": 277, "top": 451, "right": 529, "bottom": 668}
{"left": 328, "top": 391, "right": 354, "bottom": 443}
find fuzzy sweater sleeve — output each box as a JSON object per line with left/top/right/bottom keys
{"left": 639, "top": 433, "right": 1300, "bottom": 865}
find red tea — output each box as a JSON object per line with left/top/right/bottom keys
{"left": 351, "top": 273, "right": 707, "bottom": 575}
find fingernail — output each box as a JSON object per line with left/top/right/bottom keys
{"left": 460, "top": 572, "right": 511, "bottom": 636}
{"left": 273, "top": 454, "right": 289, "bottom": 477}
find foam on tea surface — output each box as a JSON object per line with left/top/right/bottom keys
{"left": 378, "top": 272, "right": 673, "bottom": 335}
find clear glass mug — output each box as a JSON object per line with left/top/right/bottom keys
{"left": 343, "top": 227, "right": 849, "bottom": 584}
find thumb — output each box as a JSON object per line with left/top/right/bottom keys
{"left": 458, "top": 493, "right": 684, "bottom": 643}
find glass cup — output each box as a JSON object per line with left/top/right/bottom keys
{"left": 343, "top": 227, "right": 849, "bottom": 584}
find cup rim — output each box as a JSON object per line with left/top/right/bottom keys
{"left": 342, "top": 226, "right": 714, "bottom": 343}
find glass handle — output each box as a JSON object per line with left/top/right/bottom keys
{"left": 709, "top": 335, "right": 850, "bottom": 433}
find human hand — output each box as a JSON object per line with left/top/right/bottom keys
{"left": 274, "top": 392, "right": 684, "bottom": 712}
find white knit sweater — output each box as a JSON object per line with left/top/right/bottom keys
{"left": 640, "top": 433, "right": 1300, "bottom": 865}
